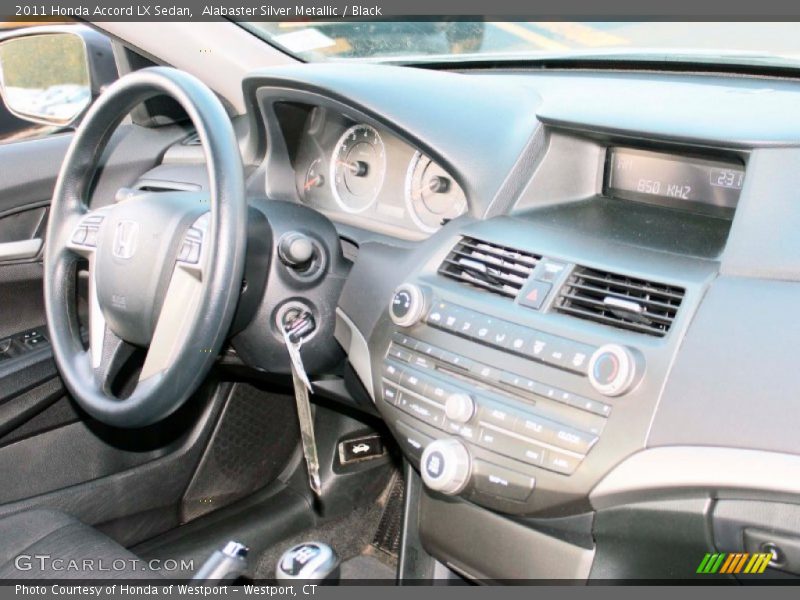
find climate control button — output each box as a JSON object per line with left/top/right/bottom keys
{"left": 588, "top": 344, "right": 642, "bottom": 396}
{"left": 421, "top": 438, "right": 472, "bottom": 495}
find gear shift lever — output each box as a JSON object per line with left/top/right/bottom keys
{"left": 276, "top": 542, "right": 340, "bottom": 582}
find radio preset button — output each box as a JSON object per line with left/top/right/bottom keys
{"left": 387, "top": 344, "right": 412, "bottom": 363}
{"left": 440, "top": 350, "right": 472, "bottom": 371}
{"left": 383, "top": 362, "right": 403, "bottom": 383}
{"left": 468, "top": 361, "right": 501, "bottom": 383}
{"left": 564, "top": 392, "right": 612, "bottom": 417}
{"left": 390, "top": 332, "right": 417, "bottom": 349}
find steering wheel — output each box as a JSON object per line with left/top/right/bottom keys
{"left": 44, "top": 67, "right": 247, "bottom": 428}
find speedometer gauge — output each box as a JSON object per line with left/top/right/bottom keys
{"left": 404, "top": 152, "right": 467, "bottom": 233}
{"left": 330, "top": 124, "right": 386, "bottom": 213}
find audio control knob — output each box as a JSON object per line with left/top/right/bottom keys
{"left": 588, "top": 344, "right": 642, "bottom": 396}
{"left": 444, "top": 392, "right": 475, "bottom": 424}
{"left": 420, "top": 439, "right": 471, "bottom": 495}
{"left": 389, "top": 283, "right": 426, "bottom": 328}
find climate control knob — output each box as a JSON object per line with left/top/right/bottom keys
{"left": 444, "top": 392, "right": 475, "bottom": 424}
{"left": 420, "top": 438, "right": 471, "bottom": 495}
{"left": 588, "top": 344, "right": 642, "bottom": 396}
{"left": 389, "top": 283, "right": 427, "bottom": 328}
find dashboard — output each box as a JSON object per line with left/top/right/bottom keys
{"left": 149, "top": 62, "right": 800, "bottom": 580}
{"left": 291, "top": 109, "right": 467, "bottom": 237}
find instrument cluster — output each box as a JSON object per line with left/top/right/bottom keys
{"left": 293, "top": 107, "right": 468, "bottom": 238}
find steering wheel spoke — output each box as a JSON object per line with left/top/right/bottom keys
{"left": 138, "top": 210, "right": 209, "bottom": 382}
{"left": 92, "top": 325, "right": 137, "bottom": 396}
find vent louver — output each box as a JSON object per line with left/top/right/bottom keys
{"left": 555, "top": 266, "right": 684, "bottom": 337}
{"left": 438, "top": 237, "right": 540, "bottom": 298}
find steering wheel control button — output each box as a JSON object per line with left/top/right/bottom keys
{"left": 390, "top": 283, "right": 427, "bottom": 327}
{"left": 444, "top": 392, "right": 475, "bottom": 424}
{"left": 472, "top": 460, "right": 535, "bottom": 502}
{"left": 588, "top": 343, "right": 642, "bottom": 396}
{"left": 421, "top": 438, "right": 472, "bottom": 495}
{"left": 70, "top": 214, "right": 105, "bottom": 249}
{"left": 177, "top": 222, "right": 205, "bottom": 265}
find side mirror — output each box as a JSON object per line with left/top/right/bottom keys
{"left": 0, "top": 25, "right": 117, "bottom": 127}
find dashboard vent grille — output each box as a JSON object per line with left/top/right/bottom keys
{"left": 438, "top": 237, "right": 540, "bottom": 298}
{"left": 555, "top": 266, "right": 685, "bottom": 337}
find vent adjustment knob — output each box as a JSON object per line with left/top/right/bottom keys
{"left": 588, "top": 344, "right": 643, "bottom": 396}
{"left": 390, "top": 283, "right": 427, "bottom": 328}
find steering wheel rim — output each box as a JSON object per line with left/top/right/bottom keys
{"left": 44, "top": 67, "right": 246, "bottom": 428}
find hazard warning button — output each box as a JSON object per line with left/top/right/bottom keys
{"left": 518, "top": 280, "right": 552, "bottom": 310}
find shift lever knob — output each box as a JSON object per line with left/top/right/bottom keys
{"left": 276, "top": 542, "right": 340, "bottom": 582}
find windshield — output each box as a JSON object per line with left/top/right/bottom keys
{"left": 243, "top": 21, "right": 800, "bottom": 67}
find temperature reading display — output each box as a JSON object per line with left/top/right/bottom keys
{"left": 605, "top": 148, "right": 745, "bottom": 216}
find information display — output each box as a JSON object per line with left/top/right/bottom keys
{"left": 605, "top": 148, "right": 744, "bottom": 216}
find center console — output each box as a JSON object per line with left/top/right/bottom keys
{"left": 366, "top": 214, "right": 717, "bottom": 516}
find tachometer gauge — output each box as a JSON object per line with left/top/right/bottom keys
{"left": 404, "top": 152, "right": 467, "bottom": 233}
{"left": 330, "top": 124, "right": 386, "bottom": 213}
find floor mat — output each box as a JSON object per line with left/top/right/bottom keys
{"left": 340, "top": 555, "right": 396, "bottom": 580}
{"left": 254, "top": 473, "right": 402, "bottom": 581}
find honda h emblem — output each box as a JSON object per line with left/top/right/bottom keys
{"left": 113, "top": 220, "right": 139, "bottom": 259}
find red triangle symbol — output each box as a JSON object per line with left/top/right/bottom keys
{"left": 527, "top": 288, "right": 539, "bottom": 302}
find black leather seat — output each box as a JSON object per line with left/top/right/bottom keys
{"left": 0, "top": 509, "right": 153, "bottom": 579}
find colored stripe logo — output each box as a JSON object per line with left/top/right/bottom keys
{"left": 697, "top": 552, "right": 772, "bottom": 574}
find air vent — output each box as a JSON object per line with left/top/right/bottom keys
{"left": 556, "top": 266, "right": 684, "bottom": 337}
{"left": 438, "top": 237, "right": 540, "bottom": 298}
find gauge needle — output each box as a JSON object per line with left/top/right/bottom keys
{"left": 304, "top": 176, "right": 321, "bottom": 190}
{"left": 336, "top": 160, "right": 359, "bottom": 172}
{"left": 337, "top": 159, "right": 369, "bottom": 177}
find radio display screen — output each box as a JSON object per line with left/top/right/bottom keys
{"left": 604, "top": 148, "right": 744, "bottom": 217}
